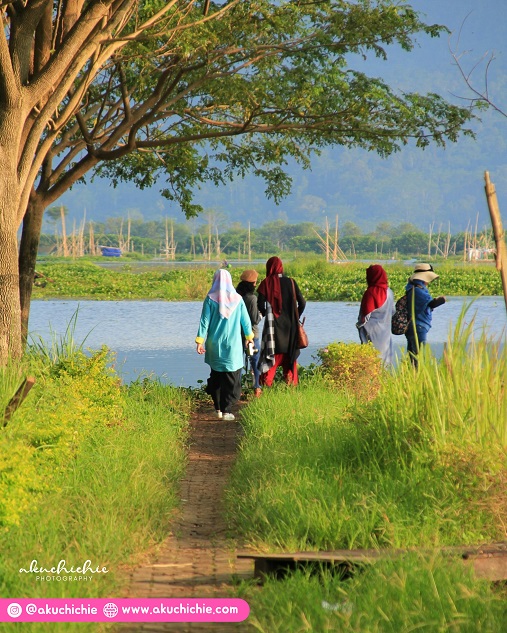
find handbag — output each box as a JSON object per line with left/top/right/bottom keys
{"left": 291, "top": 279, "right": 308, "bottom": 349}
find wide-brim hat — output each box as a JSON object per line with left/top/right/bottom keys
{"left": 410, "top": 270, "right": 439, "bottom": 284}
{"left": 240, "top": 269, "right": 259, "bottom": 283}
{"left": 413, "top": 262, "right": 434, "bottom": 272}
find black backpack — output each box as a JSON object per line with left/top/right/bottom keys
{"left": 391, "top": 291, "right": 412, "bottom": 335}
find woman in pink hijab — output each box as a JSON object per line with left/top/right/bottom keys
{"left": 195, "top": 269, "right": 253, "bottom": 420}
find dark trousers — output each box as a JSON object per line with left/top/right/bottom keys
{"left": 405, "top": 323, "right": 428, "bottom": 368}
{"left": 206, "top": 368, "right": 241, "bottom": 413}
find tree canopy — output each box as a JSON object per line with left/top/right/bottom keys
{"left": 1, "top": 0, "right": 475, "bottom": 360}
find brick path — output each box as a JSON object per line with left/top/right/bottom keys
{"left": 117, "top": 405, "right": 255, "bottom": 632}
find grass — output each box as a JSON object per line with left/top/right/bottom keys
{"left": 2, "top": 290, "right": 505, "bottom": 630}
{"left": 384, "top": 304, "right": 507, "bottom": 447}
{"left": 0, "top": 345, "right": 190, "bottom": 632}
{"left": 228, "top": 379, "right": 505, "bottom": 552}
{"left": 240, "top": 555, "right": 506, "bottom": 632}
{"left": 227, "top": 311, "right": 507, "bottom": 630}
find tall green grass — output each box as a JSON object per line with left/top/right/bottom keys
{"left": 0, "top": 341, "right": 190, "bottom": 632}
{"left": 229, "top": 304, "right": 507, "bottom": 632}
{"left": 241, "top": 554, "right": 507, "bottom": 632}
{"left": 383, "top": 304, "right": 507, "bottom": 447}
{"left": 227, "top": 307, "right": 507, "bottom": 552}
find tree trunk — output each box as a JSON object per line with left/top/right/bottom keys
{"left": 19, "top": 197, "right": 45, "bottom": 344}
{"left": 0, "top": 102, "right": 25, "bottom": 362}
{"left": 0, "top": 176, "right": 23, "bottom": 362}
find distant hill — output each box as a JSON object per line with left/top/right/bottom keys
{"left": 55, "top": 0, "right": 507, "bottom": 234}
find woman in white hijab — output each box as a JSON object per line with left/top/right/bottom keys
{"left": 195, "top": 269, "right": 253, "bottom": 420}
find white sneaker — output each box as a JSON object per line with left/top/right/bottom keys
{"left": 216, "top": 410, "right": 223, "bottom": 419}
{"left": 222, "top": 412, "right": 235, "bottom": 421}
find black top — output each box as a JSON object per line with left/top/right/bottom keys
{"left": 236, "top": 280, "right": 262, "bottom": 338}
{"left": 258, "top": 275, "right": 306, "bottom": 361}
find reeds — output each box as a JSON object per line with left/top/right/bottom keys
{"left": 382, "top": 302, "right": 507, "bottom": 448}
{"left": 228, "top": 303, "right": 507, "bottom": 631}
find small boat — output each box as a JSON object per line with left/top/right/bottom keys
{"left": 99, "top": 246, "right": 122, "bottom": 257}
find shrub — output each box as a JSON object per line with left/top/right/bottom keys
{"left": 317, "top": 342, "right": 383, "bottom": 400}
{"left": 0, "top": 347, "right": 124, "bottom": 529}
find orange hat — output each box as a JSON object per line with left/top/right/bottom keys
{"left": 240, "top": 269, "right": 259, "bottom": 283}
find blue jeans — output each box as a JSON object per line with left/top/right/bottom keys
{"left": 245, "top": 337, "right": 261, "bottom": 389}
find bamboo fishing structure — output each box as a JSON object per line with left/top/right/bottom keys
{"left": 312, "top": 215, "right": 348, "bottom": 262}
{"left": 162, "top": 217, "right": 177, "bottom": 259}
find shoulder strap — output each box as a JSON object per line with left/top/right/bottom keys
{"left": 291, "top": 279, "right": 299, "bottom": 321}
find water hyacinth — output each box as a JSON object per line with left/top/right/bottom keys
{"left": 32, "top": 260, "right": 504, "bottom": 301}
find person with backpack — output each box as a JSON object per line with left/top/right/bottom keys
{"left": 236, "top": 269, "right": 263, "bottom": 397}
{"left": 357, "top": 264, "right": 395, "bottom": 366}
{"left": 404, "top": 266, "right": 446, "bottom": 366}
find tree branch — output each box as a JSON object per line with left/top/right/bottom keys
{"left": 0, "top": 11, "right": 18, "bottom": 106}
{"left": 448, "top": 19, "right": 507, "bottom": 119}
{"left": 9, "top": 0, "right": 49, "bottom": 86}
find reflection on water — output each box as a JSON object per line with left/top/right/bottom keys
{"left": 29, "top": 298, "right": 506, "bottom": 387}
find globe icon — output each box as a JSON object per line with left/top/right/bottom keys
{"left": 103, "top": 603, "right": 119, "bottom": 618}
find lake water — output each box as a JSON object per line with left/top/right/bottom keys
{"left": 28, "top": 298, "right": 507, "bottom": 387}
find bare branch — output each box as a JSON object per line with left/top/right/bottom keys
{"left": 449, "top": 20, "right": 507, "bottom": 119}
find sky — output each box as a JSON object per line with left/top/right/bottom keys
{"left": 56, "top": 0, "right": 507, "bottom": 232}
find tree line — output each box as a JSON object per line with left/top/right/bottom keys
{"left": 39, "top": 216, "right": 496, "bottom": 259}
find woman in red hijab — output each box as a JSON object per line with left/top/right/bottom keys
{"left": 357, "top": 264, "right": 395, "bottom": 366}
{"left": 257, "top": 256, "right": 306, "bottom": 386}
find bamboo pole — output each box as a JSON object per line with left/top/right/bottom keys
{"left": 71, "top": 219, "right": 77, "bottom": 259}
{"left": 326, "top": 215, "right": 329, "bottom": 262}
{"left": 215, "top": 227, "right": 221, "bottom": 259}
{"left": 60, "top": 205, "right": 68, "bottom": 257}
{"left": 434, "top": 223, "right": 442, "bottom": 257}
{"left": 165, "top": 217, "right": 169, "bottom": 260}
{"left": 484, "top": 171, "right": 507, "bottom": 314}
{"left": 333, "top": 215, "right": 339, "bottom": 261}
{"left": 207, "top": 217, "right": 212, "bottom": 261}
{"left": 89, "top": 221, "right": 95, "bottom": 255}
{"left": 118, "top": 218, "right": 124, "bottom": 250}
{"left": 463, "top": 219, "right": 471, "bottom": 262}
{"left": 444, "top": 222, "right": 451, "bottom": 259}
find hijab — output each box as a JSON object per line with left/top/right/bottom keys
{"left": 207, "top": 269, "right": 242, "bottom": 319}
{"left": 359, "top": 264, "right": 388, "bottom": 317}
{"left": 257, "top": 256, "right": 284, "bottom": 318}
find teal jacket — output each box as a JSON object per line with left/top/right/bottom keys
{"left": 196, "top": 297, "right": 253, "bottom": 372}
